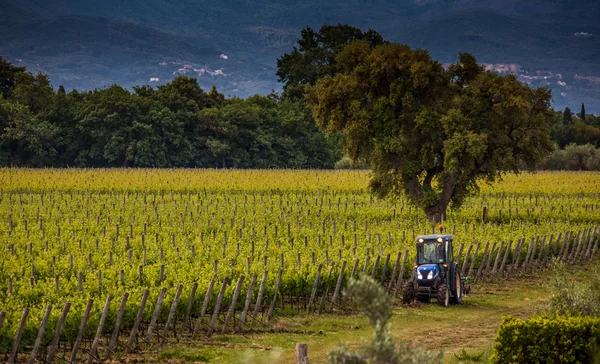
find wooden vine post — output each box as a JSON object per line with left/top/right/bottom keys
{"left": 88, "top": 295, "right": 113, "bottom": 363}
{"left": 70, "top": 298, "right": 94, "bottom": 363}
{"left": 223, "top": 275, "right": 246, "bottom": 331}
{"left": 28, "top": 305, "right": 52, "bottom": 364}
{"left": 162, "top": 284, "right": 183, "bottom": 343}
{"left": 8, "top": 307, "right": 29, "bottom": 364}
{"left": 329, "top": 260, "right": 347, "bottom": 312}
{"left": 127, "top": 289, "right": 150, "bottom": 353}
{"left": 208, "top": 277, "right": 231, "bottom": 336}
{"left": 108, "top": 293, "right": 129, "bottom": 357}
{"left": 47, "top": 302, "right": 71, "bottom": 363}
{"left": 306, "top": 264, "right": 323, "bottom": 315}
{"left": 239, "top": 274, "right": 258, "bottom": 330}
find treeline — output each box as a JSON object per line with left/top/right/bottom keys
{"left": 3, "top": 17, "right": 600, "bottom": 171}
{"left": 541, "top": 106, "right": 600, "bottom": 171}
{"left": 0, "top": 57, "right": 341, "bottom": 168}
{"left": 552, "top": 105, "right": 600, "bottom": 148}
{"left": 540, "top": 143, "right": 600, "bottom": 171}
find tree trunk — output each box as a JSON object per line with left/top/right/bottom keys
{"left": 424, "top": 202, "right": 447, "bottom": 223}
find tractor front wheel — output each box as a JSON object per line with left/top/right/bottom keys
{"left": 402, "top": 281, "right": 415, "bottom": 304}
{"left": 437, "top": 283, "right": 449, "bottom": 307}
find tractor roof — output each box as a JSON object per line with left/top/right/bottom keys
{"left": 416, "top": 234, "right": 454, "bottom": 241}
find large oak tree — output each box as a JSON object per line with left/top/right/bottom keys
{"left": 307, "top": 42, "right": 555, "bottom": 221}
{"left": 276, "top": 24, "right": 386, "bottom": 100}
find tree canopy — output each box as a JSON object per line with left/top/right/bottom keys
{"left": 276, "top": 24, "right": 387, "bottom": 100}
{"left": 0, "top": 59, "right": 341, "bottom": 168}
{"left": 0, "top": 56, "right": 26, "bottom": 99}
{"left": 307, "top": 42, "right": 555, "bottom": 221}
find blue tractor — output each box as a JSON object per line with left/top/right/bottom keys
{"left": 402, "top": 232, "right": 468, "bottom": 307}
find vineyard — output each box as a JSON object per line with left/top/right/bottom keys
{"left": 0, "top": 169, "right": 599, "bottom": 362}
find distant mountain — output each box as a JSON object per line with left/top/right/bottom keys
{"left": 1, "top": 0, "right": 599, "bottom": 111}
{"left": 0, "top": 7, "right": 230, "bottom": 91}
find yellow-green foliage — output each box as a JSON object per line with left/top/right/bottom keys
{"left": 0, "top": 169, "right": 599, "bottom": 352}
{"left": 1, "top": 169, "right": 600, "bottom": 194}
{"left": 490, "top": 315, "right": 600, "bottom": 364}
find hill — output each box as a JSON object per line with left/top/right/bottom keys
{"left": 1, "top": 0, "right": 599, "bottom": 110}
{"left": 387, "top": 8, "right": 600, "bottom": 111}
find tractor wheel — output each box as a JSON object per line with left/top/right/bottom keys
{"left": 437, "top": 284, "right": 449, "bottom": 307}
{"left": 402, "top": 281, "right": 415, "bottom": 304}
{"left": 450, "top": 263, "right": 462, "bottom": 304}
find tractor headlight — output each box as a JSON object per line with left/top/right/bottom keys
{"left": 427, "top": 270, "right": 434, "bottom": 279}
{"left": 417, "top": 271, "right": 423, "bottom": 279}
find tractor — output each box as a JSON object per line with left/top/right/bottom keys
{"left": 402, "top": 230, "right": 469, "bottom": 307}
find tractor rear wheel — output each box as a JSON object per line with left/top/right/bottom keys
{"left": 437, "top": 284, "right": 449, "bottom": 307}
{"left": 450, "top": 263, "right": 462, "bottom": 304}
{"left": 402, "top": 281, "right": 415, "bottom": 304}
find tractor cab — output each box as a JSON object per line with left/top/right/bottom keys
{"left": 415, "top": 235, "right": 453, "bottom": 287}
{"left": 403, "top": 231, "right": 467, "bottom": 307}
{"left": 416, "top": 234, "right": 453, "bottom": 265}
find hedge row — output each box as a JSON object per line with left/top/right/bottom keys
{"left": 491, "top": 315, "right": 600, "bottom": 364}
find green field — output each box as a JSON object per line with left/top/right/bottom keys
{"left": 0, "top": 169, "right": 599, "bottom": 361}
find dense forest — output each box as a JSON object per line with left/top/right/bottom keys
{"left": 0, "top": 57, "right": 341, "bottom": 168}
{"left": 1, "top": 47, "right": 600, "bottom": 169}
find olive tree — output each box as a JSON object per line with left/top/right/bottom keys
{"left": 307, "top": 42, "right": 555, "bottom": 221}
{"left": 328, "top": 275, "right": 442, "bottom": 364}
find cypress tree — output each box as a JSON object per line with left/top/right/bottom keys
{"left": 580, "top": 103, "right": 586, "bottom": 123}
{"left": 563, "top": 107, "right": 572, "bottom": 125}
